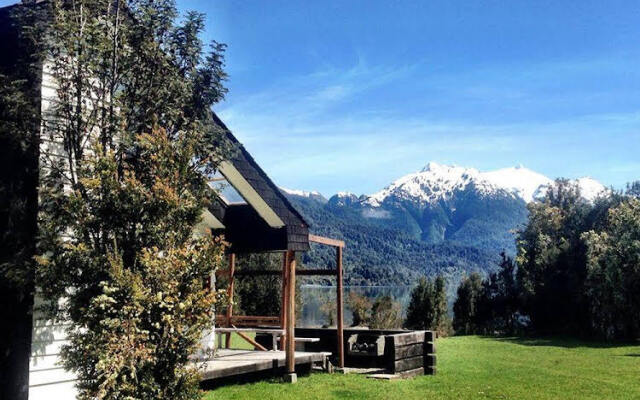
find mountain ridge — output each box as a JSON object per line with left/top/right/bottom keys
{"left": 293, "top": 163, "right": 607, "bottom": 206}
{"left": 281, "top": 163, "right": 609, "bottom": 287}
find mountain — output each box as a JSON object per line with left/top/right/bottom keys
{"left": 286, "top": 189, "right": 499, "bottom": 287}
{"left": 280, "top": 187, "right": 327, "bottom": 203}
{"left": 365, "top": 162, "right": 605, "bottom": 206}
{"left": 282, "top": 163, "right": 607, "bottom": 286}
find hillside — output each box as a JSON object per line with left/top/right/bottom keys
{"left": 286, "top": 190, "right": 501, "bottom": 287}
{"left": 283, "top": 163, "right": 607, "bottom": 286}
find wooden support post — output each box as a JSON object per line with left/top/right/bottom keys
{"left": 280, "top": 251, "right": 288, "bottom": 350}
{"left": 285, "top": 250, "right": 296, "bottom": 375}
{"left": 336, "top": 246, "right": 345, "bottom": 368}
{"left": 225, "top": 253, "right": 235, "bottom": 349}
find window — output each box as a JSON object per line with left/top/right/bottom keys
{"left": 209, "top": 171, "right": 247, "bottom": 205}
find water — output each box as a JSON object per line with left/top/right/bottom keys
{"left": 298, "top": 285, "right": 413, "bottom": 327}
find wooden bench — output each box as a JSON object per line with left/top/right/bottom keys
{"left": 216, "top": 327, "right": 285, "bottom": 351}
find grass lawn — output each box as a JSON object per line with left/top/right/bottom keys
{"left": 203, "top": 336, "right": 640, "bottom": 400}
{"left": 216, "top": 332, "right": 256, "bottom": 351}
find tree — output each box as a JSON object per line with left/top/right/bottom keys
{"left": 0, "top": 5, "right": 48, "bottom": 397}
{"left": 405, "top": 275, "right": 449, "bottom": 335}
{"left": 234, "top": 253, "right": 282, "bottom": 317}
{"left": 319, "top": 295, "right": 338, "bottom": 327}
{"left": 453, "top": 272, "right": 482, "bottom": 335}
{"left": 582, "top": 198, "right": 640, "bottom": 340}
{"left": 474, "top": 253, "right": 521, "bottom": 335}
{"left": 494, "top": 252, "right": 519, "bottom": 333}
{"left": 370, "top": 295, "right": 403, "bottom": 329}
{"left": 347, "top": 291, "right": 372, "bottom": 327}
{"left": 33, "top": 1, "right": 232, "bottom": 398}
{"left": 626, "top": 181, "right": 640, "bottom": 198}
{"left": 514, "top": 179, "right": 639, "bottom": 338}
{"left": 516, "top": 179, "right": 591, "bottom": 334}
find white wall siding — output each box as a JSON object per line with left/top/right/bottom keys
{"left": 29, "top": 67, "right": 78, "bottom": 400}
{"left": 29, "top": 307, "right": 77, "bottom": 400}
{"left": 29, "top": 381, "right": 77, "bottom": 400}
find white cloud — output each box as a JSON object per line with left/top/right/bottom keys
{"left": 214, "top": 55, "right": 640, "bottom": 194}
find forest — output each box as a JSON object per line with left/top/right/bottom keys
{"left": 453, "top": 180, "right": 640, "bottom": 340}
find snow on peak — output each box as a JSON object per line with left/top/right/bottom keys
{"left": 575, "top": 177, "right": 607, "bottom": 202}
{"left": 421, "top": 161, "right": 450, "bottom": 173}
{"left": 367, "top": 163, "right": 489, "bottom": 206}
{"left": 280, "top": 187, "right": 322, "bottom": 198}
{"left": 482, "top": 166, "right": 552, "bottom": 203}
{"left": 365, "top": 163, "right": 606, "bottom": 207}
{"left": 336, "top": 191, "right": 356, "bottom": 198}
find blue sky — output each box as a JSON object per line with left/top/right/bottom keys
{"left": 3, "top": 0, "right": 639, "bottom": 195}
{"left": 186, "top": 0, "right": 640, "bottom": 195}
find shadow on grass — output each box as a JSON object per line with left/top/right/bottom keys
{"left": 489, "top": 336, "right": 639, "bottom": 349}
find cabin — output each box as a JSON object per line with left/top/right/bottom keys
{"left": 0, "top": 3, "right": 346, "bottom": 399}
{"left": 0, "top": 3, "right": 435, "bottom": 400}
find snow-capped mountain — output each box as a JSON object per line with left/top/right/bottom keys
{"left": 328, "top": 191, "right": 363, "bottom": 207}
{"left": 282, "top": 163, "right": 607, "bottom": 211}
{"left": 365, "top": 162, "right": 606, "bottom": 207}
{"left": 281, "top": 164, "right": 611, "bottom": 286}
{"left": 283, "top": 163, "right": 608, "bottom": 260}
{"left": 280, "top": 187, "right": 322, "bottom": 198}
{"left": 280, "top": 187, "right": 327, "bottom": 203}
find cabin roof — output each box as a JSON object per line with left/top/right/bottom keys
{"left": 206, "top": 113, "right": 310, "bottom": 254}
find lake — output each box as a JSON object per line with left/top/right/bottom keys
{"left": 298, "top": 285, "right": 413, "bottom": 327}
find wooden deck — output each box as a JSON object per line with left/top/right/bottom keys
{"left": 198, "top": 349, "right": 331, "bottom": 381}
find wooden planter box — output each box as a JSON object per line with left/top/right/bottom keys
{"left": 257, "top": 328, "right": 436, "bottom": 376}
{"left": 385, "top": 330, "right": 436, "bottom": 376}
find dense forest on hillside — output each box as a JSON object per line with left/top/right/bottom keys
{"left": 286, "top": 193, "right": 501, "bottom": 287}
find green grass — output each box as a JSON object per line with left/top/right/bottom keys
{"left": 204, "top": 336, "right": 640, "bottom": 400}
{"left": 216, "top": 332, "right": 256, "bottom": 351}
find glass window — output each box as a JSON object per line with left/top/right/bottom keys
{"left": 209, "top": 172, "right": 247, "bottom": 205}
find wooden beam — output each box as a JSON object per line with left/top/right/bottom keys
{"left": 309, "top": 234, "right": 345, "bottom": 248}
{"left": 225, "top": 253, "right": 235, "bottom": 348}
{"left": 336, "top": 246, "right": 345, "bottom": 368}
{"left": 233, "top": 268, "right": 338, "bottom": 277}
{"left": 285, "top": 250, "right": 296, "bottom": 373}
{"left": 280, "top": 251, "right": 288, "bottom": 351}
{"left": 216, "top": 315, "right": 281, "bottom": 327}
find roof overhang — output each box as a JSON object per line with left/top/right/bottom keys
{"left": 218, "top": 160, "right": 285, "bottom": 228}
